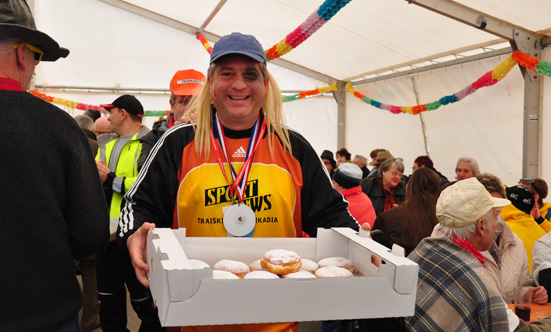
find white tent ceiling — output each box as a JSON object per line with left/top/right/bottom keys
{"left": 28, "top": 0, "right": 551, "bottom": 185}
{"left": 91, "top": 0, "right": 551, "bottom": 82}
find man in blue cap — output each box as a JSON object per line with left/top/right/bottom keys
{"left": 119, "top": 32, "right": 359, "bottom": 332}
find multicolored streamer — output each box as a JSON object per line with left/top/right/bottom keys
{"left": 196, "top": 1, "right": 352, "bottom": 61}
{"left": 28, "top": 83, "right": 336, "bottom": 117}
{"left": 28, "top": 51, "right": 551, "bottom": 117}
{"left": 30, "top": 90, "right": 102, "bottom": 111}
{"left": 282, "top": 82, "right": 337, "bottom": 102}
{"left": 346, "top": 51, "right": 527, "bottom": 115}
{"left": 196, "top": 33, "right": 213, "bottom": 54}
{"left": 265, "top": 0, "right": 352, "bottom": 61}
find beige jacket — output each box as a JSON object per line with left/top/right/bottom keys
{"left": 482, "top": 221, "right": 534, "bottom": 303}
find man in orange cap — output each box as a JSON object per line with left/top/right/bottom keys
{"left": 139, "top": 69, "right": 205, "bottom": 166}
{"left": 169, "top": 69, "right": 206, "bottom": 125}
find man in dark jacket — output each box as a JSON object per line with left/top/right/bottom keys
{"left": 0, "top": 1, "right": 109, "bottom": 331}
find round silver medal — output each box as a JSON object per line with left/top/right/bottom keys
{"left": 222, "top": 204, "right": 256, "bottom": 237}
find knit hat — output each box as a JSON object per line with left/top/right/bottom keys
{"left": 210, "top": 32, "right": 266, "bottom": 64}
{"left": 505, "top": 185, "right": 535, "bottom": 214}
{"left": 333, "top": 163, "right": 362, "bottom": 189}
{"left": 100, "top": 95, "right": 144, "bottom": 118}
{"left": 369, "top": 150, "right": 393, "bottom": 166}
{"left": 436, "top": 178, "right": 510, "bottom": 228}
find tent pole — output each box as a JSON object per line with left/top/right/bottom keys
{"left": 333, "top": 81, "right": 347, "bottom": 150}
{"left": 511, "top": 31, "right": 544, "bottom": 178}
{"left": 410, "top": 76, "right": 430, "bottom": 156}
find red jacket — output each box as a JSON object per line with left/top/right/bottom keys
{"left": 341, "top": 185, "right": 377, "bottom": 229}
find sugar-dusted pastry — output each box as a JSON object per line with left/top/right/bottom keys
{"left": 213, "top": 259, "right": 250, "bottom": 278}
{"left": 260, "top": 249, "right": 302, "bottom": 275}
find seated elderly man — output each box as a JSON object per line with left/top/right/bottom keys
{"left": 476, "top": 174, "right": 547, "bottom": 305}
{"left": 406, "top": 178, "right": 551, "bottom": 332}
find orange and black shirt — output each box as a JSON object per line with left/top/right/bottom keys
{"left": 119, "top": 117, "right": 358, "bottom": 240}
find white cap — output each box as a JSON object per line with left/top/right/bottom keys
{"left": 437, "top": 178, "right": 510, "bottom": 228}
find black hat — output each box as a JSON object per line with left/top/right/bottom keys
{"left": 0, "top": 0, "right": 69, "bottom": 61}
{"left": 505, "top": 185, "right": 535, "bottom": 215}
{"left": 321, "top": 150, "right": 336, "bottom": 167}
{"left": 101, "top": 95, "right": 144, "bottom": 118}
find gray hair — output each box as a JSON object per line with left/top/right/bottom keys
{"left": 354, "top": 154, "right": 367, "bottom": 165}
{"left": 437, "top": 208, "right": 494, "bottom": 240}
{"left": 456, "top": 157, "right": 480, "bottom": 176}
{"left": 0, "top": 39, "right": 20, "bottom": 56}
{"left": 74, "top": 114, "right": 94, "bottom": 132}
{"left": 378, "top": 157, "right": 404, "bottom": 178}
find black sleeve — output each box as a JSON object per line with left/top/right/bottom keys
{"left": 118, "top": 126, "right": 193, "bottom": 242}
{"left": 539, "top": 268, "right": 551, "bottom": 298}
{"left": 371, "top": 216, "right": 389, "bottom": 248}
{"left": 287, "top": 131, "right": 359, "bottom": 237}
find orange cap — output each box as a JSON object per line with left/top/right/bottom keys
{"left": 169, "top": 69, "right": 206, "bottom": 96}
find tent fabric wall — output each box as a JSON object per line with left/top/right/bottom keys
{"left": 27, "top": 0, "right": 551, "bottom": 187}
{"left": 31, "top": 0, "right": 336, "bottom": 156}
{"left": 346, "top": 55, "right": 525, "bottom": 185}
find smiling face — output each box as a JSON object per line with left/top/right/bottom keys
{"left": 210, "top": 55, "right": 268, "bottom": 130}
{"left": 382, "top": 165, "right": 403, "bottom": 190}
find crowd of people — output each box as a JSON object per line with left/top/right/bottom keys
{"left": 321, "top": 146, "right": 551, "bottom": 331}
{"left": 3, "top": 1, "right": 551, "bottom": 332}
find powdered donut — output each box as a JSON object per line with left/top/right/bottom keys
{"left": 283, "top": 270, "right": 317, "bottom": 279}
{"left": 300, "top": 258, "right": 319, "bottom": 274}
{"left": 212, "top": 270, "right": 239, "bottom": 279}
{"left": 249, "top": 259, "right": 264, "bottom": 271}
{"left": 315, "top": 266, "right": 353, "bottom": 278}
{"left": 318, "top": 257, "right": 354, "bottom": 273}
{"left": 188, "top": 259, "right": 209, "bottom": 269}
{"left": 261, "top": 249, "right": 302, "bottom": 275}
{"left": 244, "top": 270, "right": 280, "bottom": 279}
{"left": 213, "top": 259, "right": 250, "bottom": 278}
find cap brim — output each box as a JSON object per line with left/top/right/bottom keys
{"left": 210, "top": 50, "right": 266, "bottom": 64}
{"left": 100, "top": 104, "right": 115, "bottom": 111}
{"left": 0, "top": 24, "right": 70, "bottom": 61}
{"left": 492, "top": 197, "right": 511, "bottom": 208}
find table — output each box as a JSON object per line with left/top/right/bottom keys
{"left": 508, "top": 303, "right": 551, "bottom": 322}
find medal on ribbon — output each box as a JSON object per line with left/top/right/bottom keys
{"left": 210, "top": 113, "right": 266, "bottom": 237}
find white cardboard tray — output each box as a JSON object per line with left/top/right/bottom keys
{"left": 147, "top": 227, "right": 418, "bottom": 326}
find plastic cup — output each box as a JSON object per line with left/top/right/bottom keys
{"left": 514, "top": 286, "right": 533, "bottom": 322}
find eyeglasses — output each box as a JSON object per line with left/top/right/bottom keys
{"left": 519, "top": 178, "right": 535, "bottom": 185}
{"left": 13, "top": 43, "right": 44, "bottom": 65}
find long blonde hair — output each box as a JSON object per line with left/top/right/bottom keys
{"left": 185, "top": 62, "right": 291, "bottom": 158}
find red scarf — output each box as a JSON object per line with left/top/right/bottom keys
{"left": 0, "top": 78, "right": 24, "bottom": 92}
{"left": 452, "top": 235, "right": 486, "bottom": 268}
{"left": 378, "top": 177, "right": 396, "bottom": 212}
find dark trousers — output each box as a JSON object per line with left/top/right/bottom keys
{"left": 80, "top": 254, "right": 100, "bottom": 332}
{"left": 96, "top": 240, "right": 165, "bottom": 332}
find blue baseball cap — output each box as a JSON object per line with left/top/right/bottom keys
{"left": 210, "top": 32, "right": 266, "bottom": 64}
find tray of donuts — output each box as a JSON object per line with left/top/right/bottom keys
{"left": 147, "top": 227, "right": 419, "bottom": 327}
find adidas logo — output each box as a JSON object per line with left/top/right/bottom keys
{"left": 232, "top": 146, "right": 247, "bottom": 158}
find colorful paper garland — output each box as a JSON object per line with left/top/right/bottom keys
{"left": 196, "top": 33, "right": 213, "bottom": 54}
{"left": 29, "top": 51, "right": 551, "bottom": 117}
{"left": 196, "top": 0, "right": 352, "bottom": 62}
{"left": 265, "top": 0, "right": 352, "bottom": 61}
{"left": 346, "top": 51, "right": 532, "bottom": 115}
{"left": 28, "top": 83, "right": 335, "bottom": 117}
